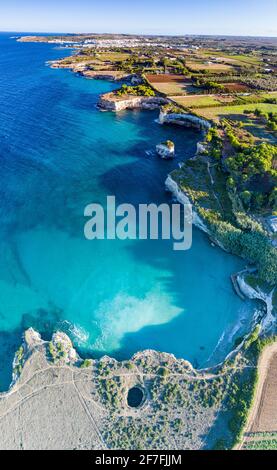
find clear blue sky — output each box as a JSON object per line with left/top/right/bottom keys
{"left": 1, "top": 0, "right": 276, "bottom": 37}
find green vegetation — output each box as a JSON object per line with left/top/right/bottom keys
{"left": 195, "top": 78, "right": 225, "bottom": 92}
{"left": 125, "top": 361, "right": 135, "bottom": 370}
{"left": 116, "top": 84, "right": 155, "bottom": 97}
{"left": 227, "top": 368, "right": 258, "bottom": 445}
{"left": 158, "top": 366, "right": 169, "bottom": 377}
{"left": 80, "top": 358, "right": 93, "bottom": 368}
{"left": 161, "top": 103, "right": 184, "bottom": 114}
{"left": 98, "top": 377, "right": 123, "bottom": 409}
{"left": 225, "top": 142, "right": 277, "bottom": 210}
{"left": 104, "top": 417, "right": 167, "bottom": 450}
{"left": 173, "top": 133, "right": 277, "bottom": 285}
{"left": 227, "top": 335, "right": 277, "bottom": 447}
{"left": 162, "top": 140, "right": 174, "bottom": 149}
{"left": 199, "top": 206, "right": 277, "bottom": 285}
{"left": 194, "top": 103, "right": 277, "bottom": 121}
{"left": 13, "top": 345, "right": 25, "bottom": 376}
{"left": 173, "top": 95, "right": 220, "bottom": 108}
{"left": 243, "top": 439, "right": 277, "bottom": 450}
{"left": 48, "top": 341, "right": 67, "bottom": 363}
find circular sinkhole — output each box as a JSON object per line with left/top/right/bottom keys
{"left": 127, "top": 386, "right": 145, "bottom": 408}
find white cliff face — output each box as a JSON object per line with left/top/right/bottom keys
{"left": 99, "top": 95, "right": 168, "bottom": 111}
{"left": 237, "top": 276, "right": 275, "bottom": 331}
{"left": 165, "top": 175, "right": 209, "bottom": 233}
{"left": 25, "top": 328, "right": 43, "bottom": 347}
{"left": 237, "top": 276, "right": 261, "bottom": 300}
{"left": 196, "top": 142, "right": 207, "bottom": 154}
{"left": 159, "top": 111, "right": 211, "bottom": 130}
{"left": 11, "top": 328, "right": 42, "bottom": 387}
{"left": 156, "top": 142, "right": 175, "bottom": 159}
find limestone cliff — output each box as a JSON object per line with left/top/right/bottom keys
{"left": 159, "top": 110, "right": 211, "bottom": 130}
{"left": 98, "top": 93, "right": 168, "bottom": 111}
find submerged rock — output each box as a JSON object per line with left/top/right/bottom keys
{"left": 156, "top": 140, "right": 175, "bottom": 159}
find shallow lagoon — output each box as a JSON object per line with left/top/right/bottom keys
{"left": 0, "top": 33, "right": 256, "bottom": 389}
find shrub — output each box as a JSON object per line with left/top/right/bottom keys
{"left": 80, "top": 359, "right": 93, "bottom": 368}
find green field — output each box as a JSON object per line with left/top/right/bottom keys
{"left": 200, "top": 51, "right": 262, "bottom": 67}
{"left": 172, "top": 95, "right": 220, "bottom": 108}
{"left": 186, "top": 60, "right": 233, "bottom": 72}
{"left": 194, "top": 103, "right": 277, "bottom": 121}
{"left": 243, "top": 439, "right": 277, "bottom": 450}
{"left": 150, "top": 81, "right": 196, "bottom": 95}
{"left": 95, "top": 52, "right": 131, "bottom": 61}
{"left": 260, "top": 91, "right": 277, "bottom": 99}
{"left": 226, "top": 54, "right": 262, "bottom": 66}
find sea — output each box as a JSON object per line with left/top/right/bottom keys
{"left": 0, "top": 33, "right": 258, "bottom": 390}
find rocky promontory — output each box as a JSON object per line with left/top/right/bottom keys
{"left": 0, "top": 327, "right": 251, "bottom": 450}
{"left": 159, "top": 109, "right": 211, "bottom": 130}
{"left": 98, "top": 92, "right": 168, "bottom": 111}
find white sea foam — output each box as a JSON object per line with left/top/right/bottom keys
{"left": 62, "top": 321, "right": 90, "bottom": 346}
{"left": 92, "top": 289, "right": 182, "bottom": 352}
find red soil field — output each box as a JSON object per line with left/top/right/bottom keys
{"left": 223, "top": 82, "right": 250, "bottom": 92}
{"left": 146, "top": 74, "right": 190, "bottom": 83}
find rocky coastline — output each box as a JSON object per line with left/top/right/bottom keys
{"left": 98, "top": 92, "right": 168, "bottom": 111}
{"left": 159, "top": 109, "right": 212, "bottom": 131}
{"left": 165, "top": 172, "right": 275, "bottom": 336}
{"left": 50, "top": 60, "right": 130, "bottom": 81}
{"left": 0, "top": 327, "right": 227, "bottom": 450}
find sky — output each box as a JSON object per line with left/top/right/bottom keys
{"left": 0, "top": 0, "right": 276, "bottom": 37}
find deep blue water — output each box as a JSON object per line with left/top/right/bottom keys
{"left": 0, "top": 33, "right": 257, "bottom": 390}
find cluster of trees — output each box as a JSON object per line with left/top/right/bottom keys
{"left": 225, "top": 142, "right": 277, "bottom": 212}
{"left": 227, "top": 368, "right": 257, "bottom": 446}
{"left": 116, "top": 84, "right": 155, "bottom": 97}
{"left": 117, "top": 54, "right": 155, "bottom": 74}
{"left": 206, "top": 127, "right": 223, "bottom": 159}
{"left": 237, "top": 188, "right": 277, "bottom": 214}
{"left": 251, "top": 108, "right": 277, "bottom": 131}
{"left": 194, "top": 78, "right": 225, "bottom": 92}
{"left": 198, "top": 207, "right": 277, "bottom": 285}
{"left": 161, "top": 103, "right": 184, "bottom": 115}
{"left": 225, "top": 142, "right": 276, "bottom": 179}
{"left": 202, "top": 126, "right": 277, "bottom": 281}
{"left": 243, "top": 76, "right": 277, "bottom": 92}
{"left": 161, "top": 58, "right": 188, "bottom": 75}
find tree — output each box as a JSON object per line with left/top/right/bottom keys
{"left": 240, "top": 190, "right": 252, "bottom": 209}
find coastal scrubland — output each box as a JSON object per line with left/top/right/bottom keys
{"left": 0, "top": 328, "right": 275, "bottom": 450}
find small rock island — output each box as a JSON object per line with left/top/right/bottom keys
{"left": 156, "top": 140, "right": 175, "bottom": 159}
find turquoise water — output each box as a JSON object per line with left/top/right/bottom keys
{"left": 0, "top": 33, "right": 256, "bottom": 389}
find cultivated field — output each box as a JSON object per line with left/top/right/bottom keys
{"left": 186, "top": 61, "right": 233, "bottom": 72}
{"left": 223, "top": 82, "right": 250, "bottom": 92}
{"left": 225, "top": 54, "right": 262, "bottom": 67}
{"left": 240, "top": 344, "right": 277, "bottom": 450}
{"left": 145, "top": 74, "right": 196, "bottom": 95}
{"left": 95, "top": 52, "right": 131, "bottom": 61}
{"left": 200, "top": 51, "right": 262, "bottom": 67}
{"left": 194, "top": 103, "right": 277, "bottom": 121}
{"left": 172, "top": 95, "right": 221, "bottom": 108}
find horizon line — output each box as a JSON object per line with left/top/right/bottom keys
{"left": 1, "top": 30, "right": 277, "bottom": 39}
